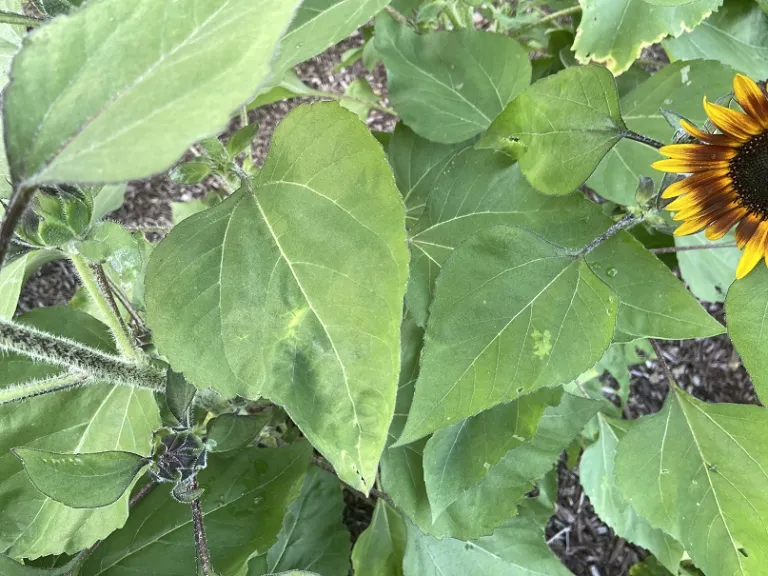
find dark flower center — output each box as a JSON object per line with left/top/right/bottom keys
{"left": 730, "top": 131, "right": 768, "bottom": 217}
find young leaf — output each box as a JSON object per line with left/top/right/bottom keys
{"left": 375, "top": 12, "right": 531, "bottom": 144}
{"left": 615, "top": 387, "right": 768, "bottom": 576}
{"left": 80, "top": 443, "right": 312, "bottom": 576}
{"left": 387, "top": 124, "right": 472, "bottom": 227}
{"left": 0, "top": 554, "right": 82, "bottom": 576}
{"left": 405, "top": 154, "right": 613, "bottom": 326}
{"left": 91, "top": 184, "right": 127, "bottom": 223}
{"left": 586, "top": 231, "right": 724, "bottom": 342}
{"left": 0, "top": 0, "right": 24, "bottom": 199}
{"left": 247, "top": 70, "right": 321, "bottom": 110}
{"left": 726, "top": 265, "right": 768, "bottom": 401}
{"left": 227, "top": 122, "right": 260, "bottom": 158}
{"left": 588, "top": 60, "right": 734, "bottom": 205}
{"left": 146, "top": 103, "right": 408, "bottom": 493}
{"left": 397, "top": 226, "right": 617, "bottom": 445}
{"left": 12, "top": 448, "right": 147, "bottom": 509}
{"left": 4, "top": 0, "right": 301, "bottom": 187}
{"left": 165, "top": 369, "right": 196, "bottom": 425}
{"left": 171, "top": 192, "right": 223, "bottom": 225}
{"left": 664, "top": 0, "right": 768, "bottom": 79}
{"left": 484, "top": 65, "right": 625, "bottom": 195}
{"left": 352, "top": 499, "right": 406, "bottom": 576}
{"left": 573, "top": 0, "right": 724, "bottom": 75}
{"left": 580, "top": 416, "right": 683, "bottom": 572}
{"left": 0, "top": 307, "right": 160, "bottom": 559}
{"left": 675, "top": 232, "right": 739, "bottom": 303}
{"left": 340, "top": 78, "right": 377, "bottom": 121}
{"left": 0, "top": 252, "right": 28, "bottom": 319}
{"left": 168, "top": 161, "right": 212, "bottom": 185}
{"left": 207, "top": 413, "right": 269, "bottom": 453}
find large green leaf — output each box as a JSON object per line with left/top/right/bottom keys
{"left": 146, "top": 103, "right": 408, "bottom": 493}
{"left": 676, "top": 232, "right": 739, "bottom": 303}
{"left": 405, "top": 154, "right": 612, "bottom": 326}
{"left": 272, "top": 0, "right": 389, "bottom": 77}
{"left": 251, "top": 468, "right": 350, "bottom": 576}
{"left": 375, "top": 12, "right": 531, "bottom": 144}
{"left": 615, "top": 388, "right": 768, "bottom": 576}
{"left": 0, "top": 0, "right": 23, "bottom": 199}
{"left": 397, "top": 226, "right": 616, "bottom": 444}
{"left": 580, "top": 416, "right": 683, "bottom": 573}
{"left": 422, "top": 389, "right": 560, "bottom": 521}
{"left": 352, "top": 499, "right": 406, "bottom": 576}
{"left": 12, "top": 448, "right": 147, "bottom": 509}
{"left": 4, "top": 0, "right": 300, "bottom": 187}
{"left": 0, "top": 253, "right": 28, "bottom": 319}
{"left": 80, "top": 443, "right": 312, "bottom": 576}
{"left": 573, "top": 0, "right": 724, "bottom": 75}
{"left": 588, "top": 60, "right": 734, "bottom": 205}
{"left": 0, "top": 307, "right": 160, "bottom": 559}
{"left": 0, "top": 555, "right": 81, "bottom": 576}
{"left": 726, "top": 265, "right": 768, "bottom": 401}
{"left": 483, "top": 65, "right": 625, "bottom": 195}
{"left": 401, "top": 505, "right": 573, "bottom": 576}
{"left": 387, "top": 124, "right": 472, "bottom": 228}
{"left": 586, "top": 231, "right": 724, "bottom": 342}
{"left": 664, "top": 0, "right": 768, "bottom": 79}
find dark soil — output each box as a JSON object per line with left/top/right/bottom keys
{"left": 17, "top": 28, "right": 759, "bottom": 576}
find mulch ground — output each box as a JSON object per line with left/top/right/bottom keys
{"left": 17, "top": 32, "right": 759, "bottom": 576}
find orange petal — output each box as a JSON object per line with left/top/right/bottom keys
{"left": 659, "top": 143, "right": 737, "bottom": 162}
{"left": 652, "top": 158, "right": 730, "bottom": 173}
{"left": 674, "top": 218, "right": 709, "bottom": 236}
{"left": 705, "top": 205, "right": 746, "bottom": 240}
{"left": 680, "top": 120, "right": 742, "bottom": 147}
{"left": 661, "top": 169, "right": 730, "bottom": 199}
{"left": 735, "top": 215, "right": 761, "bottom": 248}
{"left": 704, "top": 97, "right": 762, "bottom": 140}
{"left": 733, "top": 74, "right": 768, "bottom": 129}
{"left": 736, "top": 222, "right": 768, "bottom": 279}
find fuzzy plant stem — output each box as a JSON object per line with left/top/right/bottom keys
{"left": 70, "top": 253, "right": 142, "bottom": 362}
{"left": 577, "top": 214, "right": 644, "bottom": 257}
{"left": 0, "top": 185, "right": 35, "bottom": 267}
{"left": 0, "top": 373, "right": 89, "bottom": 406}
{"left": 191, "top": 477, "right": 214, "bottom": 576}
{"left": 0, "top": 319, "right": 165, "bottom": 390}
{"left": 622, "top": 130, "right": 664, "bottom": 149}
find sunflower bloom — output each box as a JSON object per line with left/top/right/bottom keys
{"left": 653, "top": 74, "right": 768, "bottom": 279}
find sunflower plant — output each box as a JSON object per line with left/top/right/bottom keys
{"left": 1, "top": 0, "right": 768, "bottom": 575}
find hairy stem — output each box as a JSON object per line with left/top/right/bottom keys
{"left": 191, "top": 477, "right": 214, "bottom": 576}
{"left": 651, "top": 242, "right": 737, "bottom": 254}
{"left": 106, "top": 275, "right": 146, "bottom": 331}
{"left": 0, "top": 9, "right": 45, "bottom": 27}
{"left": 513, "top": 5, "right": 581, "bottom": 35}
{"left": 622, "top": 130, "right": 664, "bottom": 150}
{"left": 70, "top": 253, "right": 141, "bottom": 362}
{"left": 0, "top": 319, "right": 165, "bottom": 390}
{"left": 0, "top": 186, "right": 36, "bottom": 267}
{"left": 0, "top": 373, "right": 88, "bottom": 406}
{"left": 577, "top": 214, "right": 643, "bottom": 257}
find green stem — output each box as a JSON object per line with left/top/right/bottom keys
{"left": 513, "top": 5, "right": 581, "bottom": 35}
{"left": 240, "top": 106, "right": 253, "bottom": 166}
{"left": 70, "top": 253, "right": 141, "bottom": 362}
{"left": 0, "top": 373, "right": 88, "bottom": 406}
{"left": 622, "top": 130, "right": 664, "bottom": 150}
{"left": 651, "top": 242, "right": 737, "bottom": 255}
{"left": 314, "top": 90, "right": 397, "bottom": 116}
{"left": 0, "top": 319, "right": 165, "bottom": 390}
{"left": 0, "top": 9, "right": 45, "bottom": 27}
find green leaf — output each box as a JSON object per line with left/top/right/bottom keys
{"left": 588, "top": 60, "right": 734, "bottom": 205}
{"left": 726, "top": 265, "right": 768, "bottom": 401}
{"left": 387, "top": 123, "right": 472, "bottom": 228}
{"left": 422, "top": 388, "right": 561, "bottom": 522}
{"left": 340, "top": 78, "right": 377, "bottom": 120}
{"left": 253, "top": 468, "right": 350, "bottom": 576}
{"left": 375, "top": 12, "right": 531, "bottom": 144}
{"left": 145, "top": 103, "right": 408, "bottom": 493}
{"left": 676, "top": 232, "right": 739, "bottom": 303}
{"left": 595, "top": 339, "right": 654, "bottom": 407}
{"left": 12, "top": 448, "right": 147, "bottom": 509}
{"left": 165, "top": 369, "right": 196, "bottom": 425}
{"left": 630, "top": 556, "right": 676, "bottom": 576}
{"left": 4, "top": 0, "right": 301, "bottom": 187}
{"left": 207, "top": 413, "right": 269, "bottom": 453}
{"left": 171, "top": 192, "right": 223, "bottom": 225}
{"left": 168, "top": 161, "right": 212, "bottom": 185}
{"left": 91, "top": 184, "right": 127, "bottom": 223}
{"left": 0, "top": 253, "right": 28, "bottom": 319}
{"left": 663, "top": 0, "right": 768, "bottom": 79}
{"left": 615, "top": 387, "right": 768, "bottom": 576}
{"left": 573, "top": 0, "right": 724, "bottom": 75}
{"left": 227, "top": 122, "right": 260, "bottom": 158}
{"left": 272, "top": 0, "right": 389, "bottom": 77}
{"left": 0, "top": 0, "right": 23, "bottom": 200}
{"left": 80, "top": 443, "right": 312, "bottom": 576}
{"left": 586, "top": 231, "right": 724, "bottom": 342}
{"left": 0, "top": 554, "right": 82, "bottom": 576}
{"left": 405, "top": 154, "right": 613, "bottom": 326}
{"left": 352, "top": 499, "right": 406, "bottom": 576}
{"left": 401, "top": 508, "right": 573, "bottom": 576}
{"left": 247, "top": 70, "right": 320, "bottom": 110}
{"left": 580, "top": 416, "right": 683, "bottom": 572}
{"left": 29, "top": 0, "right": 84, "bottom": 16}
{"left": 397, "top": 226, "right": 617, "bottom": 444}
{"left": 484, "top": 65, "right": 625, "bottom": 195}
{"left": 0, "top": 306, "right": 160, "bottom": 559}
